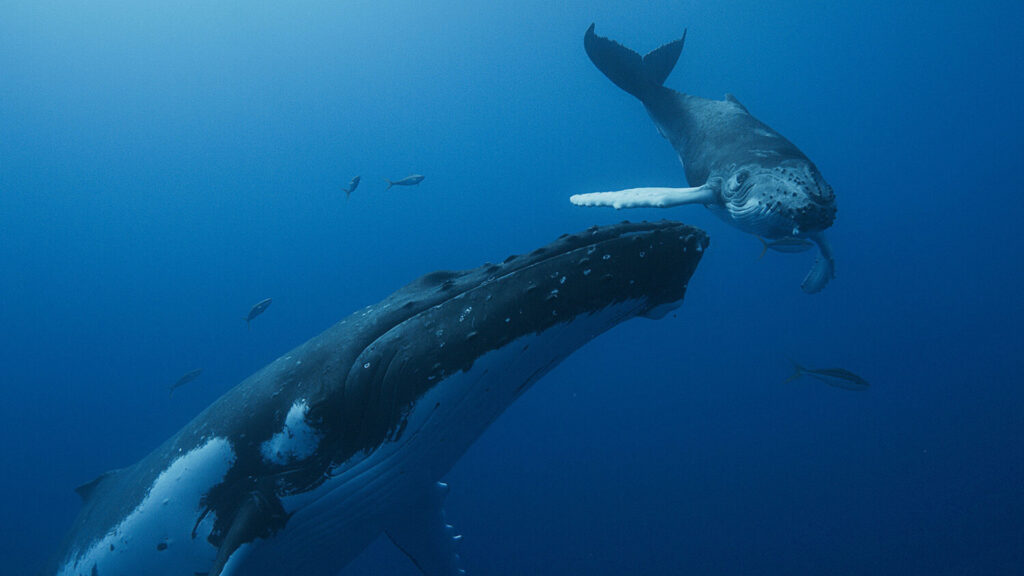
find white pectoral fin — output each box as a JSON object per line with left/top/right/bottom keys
{"left": 386, "top": 482, "right": 465, "bottom": 576}
{"left": 801, "top": 233, "right": 835, "bottom": 294}
{"left": 570, "top": 184, "right": 715, "bottom": 210}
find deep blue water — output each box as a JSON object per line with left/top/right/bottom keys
{"left": 2, "top": 1, "right": 1022, "bottom": 574}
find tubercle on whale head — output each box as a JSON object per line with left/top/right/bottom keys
{"left": 786, "top": 164, "right": 836, "bottom": 235}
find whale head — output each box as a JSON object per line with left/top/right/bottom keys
{"left": 712, "top": 159, "right": 836, "bottom": 239}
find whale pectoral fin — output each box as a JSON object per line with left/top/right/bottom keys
{"left": 801, "top": 233, "right": 835, "bottom": 294}
{"left": 209, "top": 491, "right": 289, "bottom": 576}
{"left": 386, "top": 482, "right": 465, "bottom": 576}
{"left": 801, "top": 256, "right": 835, "bottom": 294}
{"left": 570, "top": 185, "right": 715, "bottom": 210}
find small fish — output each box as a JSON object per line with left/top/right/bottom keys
{"left": 343, "top": 175, "right": 361, "bottom": 199}
{"left": 246, "top": 297, "right": 272, "bottom": 330}
{"left": 785, "top": 361, "right": 869, "bottom": 391}
{"left": 758, "top": 236, "right": 815, "bottom": 259}
{"left": 384, "top": 174, "right": 425, "bottom": 191}
{"left": 169, "top": 368, "right": 203, "bottom": 397}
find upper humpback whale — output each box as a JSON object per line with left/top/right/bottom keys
{"left": 571, "top": 24, "right": 838, "bottom": 293}
{"left": 46, "top": 220, "right": 708, "bottom": 576}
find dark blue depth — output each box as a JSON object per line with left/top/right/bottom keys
{"left": 1, "top": 1, "right": 1021, "bottom": 574}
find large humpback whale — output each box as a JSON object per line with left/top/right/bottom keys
{"left": 572, "top": 24, "right": 837, "bottom": 293}
{"left": 46, "top": 220, "right": 708, "bottom": 576}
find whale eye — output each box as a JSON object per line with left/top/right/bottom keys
{"left": 729, "top": 171, "right": 749, "bottom": 192}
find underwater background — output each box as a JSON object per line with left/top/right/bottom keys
{"left": 2, "top": 1, "right": 1022, "bottom": 574}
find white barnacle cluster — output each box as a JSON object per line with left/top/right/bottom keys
{"left": 261, "top": 400, "right": 322, "bottom": 466}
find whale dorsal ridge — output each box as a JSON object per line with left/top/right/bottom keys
{"left": 724, "top": 93, "right": 750, "bottom": 113}
{"left": 74, "top": 469, "right": 119, "bottom": 502}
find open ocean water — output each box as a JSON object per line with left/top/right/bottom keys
{"left": 1, "top": 1, "right": 1022, "bottom": 574}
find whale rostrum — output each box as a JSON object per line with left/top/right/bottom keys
{"left": 48, "top": 220, "right": 708, "bottom": 576}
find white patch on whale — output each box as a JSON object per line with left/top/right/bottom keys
{"left": 261, "top": 400, "right": 321, "bottom": 465}
{"left": 57, "top": 437, "right": 235, "bottom": 576}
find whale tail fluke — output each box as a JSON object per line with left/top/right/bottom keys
{"left": 384, "top": 178, "right": 394, "bottom": 191}
{"left": 583, "top": 23, "right": 685, "bottom": 101}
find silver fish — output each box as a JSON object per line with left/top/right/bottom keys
{"left": 343, "top": 175, "right": 361, "bottom": 199}
{"left": 758, "top": 236, "right": 815, "bottom": 259}
{"left": 169, "top": 368, "right": 203, "bottom": 396}
{"left": 384, "top": 174, "right": 425, "bottom": 191}
{"left": 786, "top": 361, "right": 869, "bottom": 391}
{"left": 246, "top": 297, "right": 272, "bottom": 330}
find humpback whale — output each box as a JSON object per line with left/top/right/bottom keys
{"left": 572, "top": 24, "right": 837, "bottom": 293}
{"left": 46, "top": 220, "right": 708, "bottom": 576}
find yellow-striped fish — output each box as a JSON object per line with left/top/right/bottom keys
{"left": 758, "top": 236, "right": 815, "bottom": 259}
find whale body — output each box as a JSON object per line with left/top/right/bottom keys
{"left": 47, "top": 220, "right": 708, "bottom": 576}
{"left": 572, "top": 24, "right": 838, "bottom": 293}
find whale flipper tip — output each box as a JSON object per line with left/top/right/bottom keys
{"left": 800, "top": 256, "right": 835, "bottom": 294}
